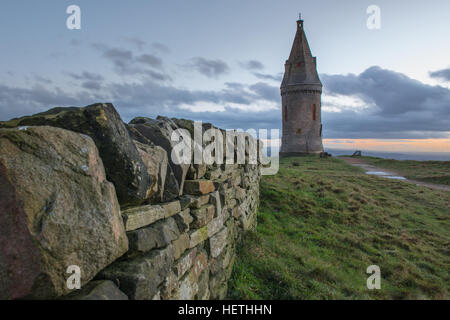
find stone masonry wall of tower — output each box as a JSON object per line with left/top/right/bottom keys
{"left": 280, "top": 18, "right": 324, "bottom": 156}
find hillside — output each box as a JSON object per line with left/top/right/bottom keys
{"left": 228, "top": 156, "right": 450, "bottom": 299}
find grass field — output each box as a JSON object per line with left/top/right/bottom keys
{"left": 360, "top": 156, "right": 450, "bottom": 186}
{"left": 228, "top": 156, "right": 449, "bottom": 299}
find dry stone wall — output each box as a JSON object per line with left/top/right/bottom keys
{"left": 0, "top": 103, "right": 261, "bottom": 300}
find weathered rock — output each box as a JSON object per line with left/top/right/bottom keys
{"left": 63, "top": 280, "right": 128, "bottom": 300}
{"left": 187, "top": 164, "right": 207, "bottom": 180}
{"left": 209, "top": 227, "right": 229, "bottom": 258}
{"left": 189, "top": 226, "right": 210, "bottom": 248}
{"left": 99, "top": 245, "right": 175, "bottom": 300}
{"left": 173, "top": 208, "right": 193, "bottom": 233}
{"left": 121, "top": 204, "right": 166, "bottom": 231}
{"left": 196, "top": 269, "right": 210, "bottom": 300}
{"left": 179, "top": 194, "right": 210, "bottom": 210}
{"left": 174, "top": 248, "right": 197, "bottom": 279}
{"left": 161, "top": 200, "right": 182, "bottom": 217}
{"left": 184, "top": 180, "right": 215, "bottom": 195}
{"left": 178, "top": 271, "right": 199, "bottom": 300}
{"left": 0, "top": 103, "right": 152, "bottom": 207}
{"left": 172, "top": 233, "right": 190, "bottom": 260}
{"left": 0, "top": 126, "right": 128, "bottom": 299}
{"left": 127, "top": 217, "right": 180, "bottom": 255}
{"left": 191, "top": 251, "right": 208, "bottom": 282}
{"left": 129, "top": 117, "right": 190, "bottom": 197}
{"left": 161, "top": 270, "right": 178, "bottom": 299}
{"left": 190, "top": 204, "right": 215, "bottom": 228}
{"left": 134, "top": 140, "right": 168, "bottom": 203}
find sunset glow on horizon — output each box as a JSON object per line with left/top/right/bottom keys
{"left": 323, "top": 138, "right": 450, "bottom": 153}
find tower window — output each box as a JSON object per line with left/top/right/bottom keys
{"left": 312, "top": 104, "right": 316, "bottom": 121}
{"left": 284, "top": 106, "right": 288, "bottom": 121}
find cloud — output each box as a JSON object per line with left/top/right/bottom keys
{"left": 429, "top": 68, "right": 450, "bottom": 82}
{"left": 187, "top": 57, "right": 230, "bottom": 78}
{"left": 136, "top": 54, "right": 163, "bottom": 69}
{"left": 321, "top": 66, "right": 450, "bottom": 138}
{"left": 151, "top": 42, "right": 170, "bottom": 54}
{"left": 121, "top": 37, "right": 146, "bottom": 50}
{"left": 93, "top": 44, "right": 170, "bottom": 81}
{"left": 0, "top": 84, "right": 100, "bottom": 121}
{"left": 2, "top": 61, "right": 449, "bottom": 141}
{"left": 239, "top": 60, "right": 265, "bottom": 71}
{"left": 81, "top": 81, "right": 102, "bottom": 91}
{"left": 253, "top": 72, "right": 283, "bottom": 82}
{"left": 68, "top": 71, "right": 104, "bottom": 81}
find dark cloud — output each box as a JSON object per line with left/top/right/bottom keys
{"left": 321, "top": 66, "right": 450, "bottom": 138}
{"left": 429, "top": 68, "right": 450, "bottom": 82}
{"left": 152, "top": 42, "right": 170, "bottom": 54}
{"left": 136, "top": 54, "right": 163, "bottom": 69}
{"left": 248, "top": 82, "right": 279, "bottom": 102}
{"left": 0, "top": 84, "right": 100, "bottom": 121}
{"left": 68, "top": 71, "right": 104, "bottom": 81}
{"left": 34, "top": 75, "right": 53, "bottom": 84}
{"left": 81, "top": 81, "right": 102, "bottom": 91}
{"left": 187, "top": 57, "right": 230, "bottom": 78}
{"left": 122, "top": 37, "right": 146, "bottom": 50}
{"left": 253, "top": 72, "right": 283, "bottom": 82}
{"left": 93, "top": 44, "right": 170, "bottom": 81}
{"left": 240, "top": 60, "right": 265, "bottom": 71}
{"left": 2, "top": 63, "right": 449, "bottom": 140}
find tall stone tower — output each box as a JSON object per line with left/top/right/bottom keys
{"left": 280, "top": 17, "right": 323, "bottom": 156}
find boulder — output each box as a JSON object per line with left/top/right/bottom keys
{"left": 133, "top": 140, "right": 168, "bottom": 203}
{"left": 0, "top": 126, "right": 128, "bottom": 299}
{"left": 128, "top": 116, "right": 190, "bottom": 197}
{"left": 0, "top": 103, "right": 152, "bottom": 207}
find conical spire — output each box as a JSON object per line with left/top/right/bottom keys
{"left": 281, "top": 18, "right": 321, "bottom": 87}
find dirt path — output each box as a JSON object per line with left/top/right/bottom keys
{"left": 340, "top": 157, "right": 450, "bottom": 192}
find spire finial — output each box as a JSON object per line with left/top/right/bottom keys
{"left": 299, "top": 13, "right": 301, "bottom": 20}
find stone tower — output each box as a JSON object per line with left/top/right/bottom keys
{"left": 280, "top": 17, "right": 323, "bottom": 156}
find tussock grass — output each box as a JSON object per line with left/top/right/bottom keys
{"left": 228, "top": 156, "right": 449, "bottom": 299}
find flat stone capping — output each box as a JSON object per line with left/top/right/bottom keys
{"left": 122, "top": 205, "right": 166, "bottom": 231}
{"left": 122, "top": 200, "right": 182, "bottom": 231}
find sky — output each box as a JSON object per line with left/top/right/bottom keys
{"left": 0, "top": 0, "right": 449, "bottom": 153}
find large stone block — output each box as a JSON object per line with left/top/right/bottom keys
{"left": 184, "top": 180, "right": 215, "bottom": 195}
{"left": 121, "top": 204, "right": 166, "bottom": 231}
{"left": 99, "top": 245, "right": 175, "bottom": 300}
{"left": 172, "top": 233, "right": 190, "bottom": 260}
{"left": 133, "top": 140, "right": 168, "bottom": 203}
{"left": 209, "top": 227, "right": 229, "bottom": 258}
{"left": 173, "top": 248, "right": 197, "bottom": 279}
{"left": 0, "top": 126, "right": 128, "bottom": 299}
{"left": 173, "top": 208, "right": 193, "bottom": 233}
{"left": 129, "top": 117, "right": 190, "bottom": 197}
{"left": 63, "top": 280, "right": 128, "bottom": 300}
{"left": 127, "top": 217, "right": 180, "bottom": 255}
{"left": 190, "top": 204, "right": 215, "bottom": 228}
{"left": 0, "top": 103, "right": 152, "bottom": 206}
